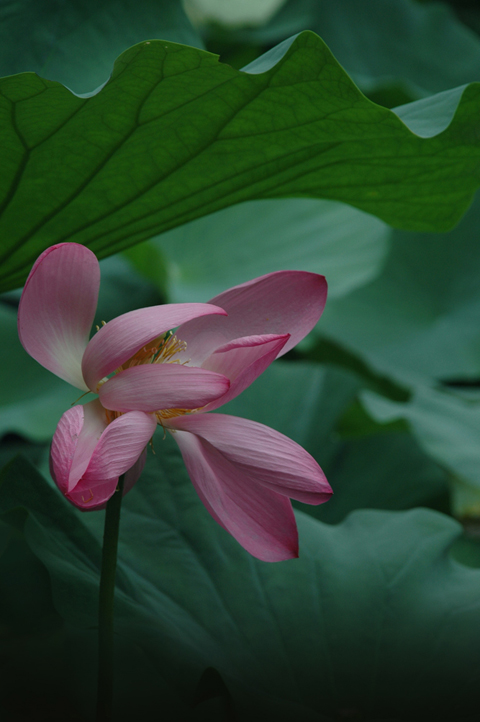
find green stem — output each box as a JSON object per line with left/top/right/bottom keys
{"left": 95, "top": 474, "right": 125, "bottom": 722}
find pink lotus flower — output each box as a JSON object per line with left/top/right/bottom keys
{"left": 18, "top": 243, "right": 332, "bottom": 561}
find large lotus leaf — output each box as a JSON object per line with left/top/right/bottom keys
{"left": 0, "top": 438, "right": 48, "bottom": 474}
{"left": 0, "top": 456, "right": 206, "bottom": 721}
{"left": 363, "top": 385, "right": 480, "bottom": 518}
{"left": 0, "top": 0, "right": 201, "bottom": 95}
{"left": 232, "top": 0, "right": 480, "bottom": 98}
{"left": 0, "top": 255, "right": 161, "bottom": 441}
{"left": 319, "top": 195, "right": 480, "bottom": 386}
{"left": 0, "top": 449, "right": 478, "bottom": 720}
{"left": 136, "top": 198, "right": 390, "bottom": 302}
{"left": 313, "top": 431, "right": 448, "bottom": 524}
{"left": 2, "top": 33, "right": 480, "bottom": 292}
{"left": 0, "top": 516, "right": 75, "bottom": 720}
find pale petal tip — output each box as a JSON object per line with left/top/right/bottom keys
{"left": 18, "top": 242, "right": 100, "bottom": 390}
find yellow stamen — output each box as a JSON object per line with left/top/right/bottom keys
{"left": 103, "top": 331, "right": 197, "bottom": 430}
{"left": 155, "top": 407, "right": 195, "bottom": 422}
{"left": 116, "top": 332, "right": 188, "bottom": 373}
{"left": 105, "top": 408, "right": 123, "bottom": 425}
{"left": 153, "top": 333, "right": 188, "bottom": 364}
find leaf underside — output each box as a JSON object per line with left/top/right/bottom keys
{"left": 1, "top": 31, "right": 480, "bottom": 291}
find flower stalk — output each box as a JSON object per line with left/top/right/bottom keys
{"left": 96, "top": 473, "right": 125, "bottom": 722}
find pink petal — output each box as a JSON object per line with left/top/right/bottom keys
{"left": 81, "top": 303, "right": 227, "bottom": 392}
{"left": 199, "top": 334, "right": 289, "bottom": 411}
{"left": 173, "top": 428, "right": 299, "bottom": 561}
{"left": 50, "top": 405, "right": 86, "bottom": 495}
{"left": 169, "top": 414, "right": 332, "bottom": 505}
{"left": 85, "top": 448, "right": 148, "bottom": 511}
{"left": 50, "top": 398, "right": 108, "bottom": 494}
{"left": 98, "top": 364, "right": 230, "bottom": 412}
{"left": 50, "top": 397, "right": 156, "bottom": 511}
{"left": 18, "top": 243, "right": 100, "bottom": 390}
{"left": 67, "top": 410, "right": 157, "bottom": 510}
{"left": 175, "top": 271, "right": 327, "bottom": 366}
{"left": 68, "top": 474, "right": 120, "bottom": 512}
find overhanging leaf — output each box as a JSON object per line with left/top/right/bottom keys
{"left": 2, "top": 32, "right": 480, "bottom": 291}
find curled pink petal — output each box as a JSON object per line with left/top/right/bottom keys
{"left": 81, "top": 303, "right": 227, "bottom": 391}
{"left": 68, "top": 475, "right": 120, "bottom": 512}
{"left": 199, "top": 334, "right": 289, "bottom": 411}
{"left": 51, "top": 400, "right": 156, "bottom": 510}
{"left": 173, "top": 429, "right": 299, "bottom": 562}
{"left": 77, "top": 409, "right": 156, "bottom": 490}
{"left": 169, "top": 414, "right": 332, "bottom": 504}
{"left": 76, "top": 449, "right": 148, "bottom": 512}
{"left": 98, "top": 364, "right": 230, "bottom": 412}
{"left": 50, "top": 398, "right": 108, "bottom": 494}
{"left": 175, "top": 271, "right": 327, "bottom": 366}
{"left": 50, "top": 405, "right": 86, "bottom": 495}
{"left": 67, "top": 409, "right": 156, "bottom": 509}
{"left": 18, "top": 243, "right": 100, "bottom": 390}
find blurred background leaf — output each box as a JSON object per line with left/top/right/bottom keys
{"left": 184, "top": 0, "right": 289, "bottom": 29}
{"left": 140, "top": 198, "right": 390, "bottom": 302}
{"left": 0, "top": 0, "right": 202, "bottom": 94}
{"left": 204, "top": 0, "right": 480, "bottom": 101}
{"left": 317, "top": 196, "right": 480, "bottom": 386}
{"left": 363, "top": 385, "right": 480, "bottom": 519}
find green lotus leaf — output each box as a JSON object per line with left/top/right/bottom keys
{"left": 2, "top": 32, "right": 480, "bottom": 292}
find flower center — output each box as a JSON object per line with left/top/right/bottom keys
{"left": 119, "top": 332, "right": 187, "bottom": 371}
{"left": 104, "top": 332, "right": 198, "bottom": 426}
